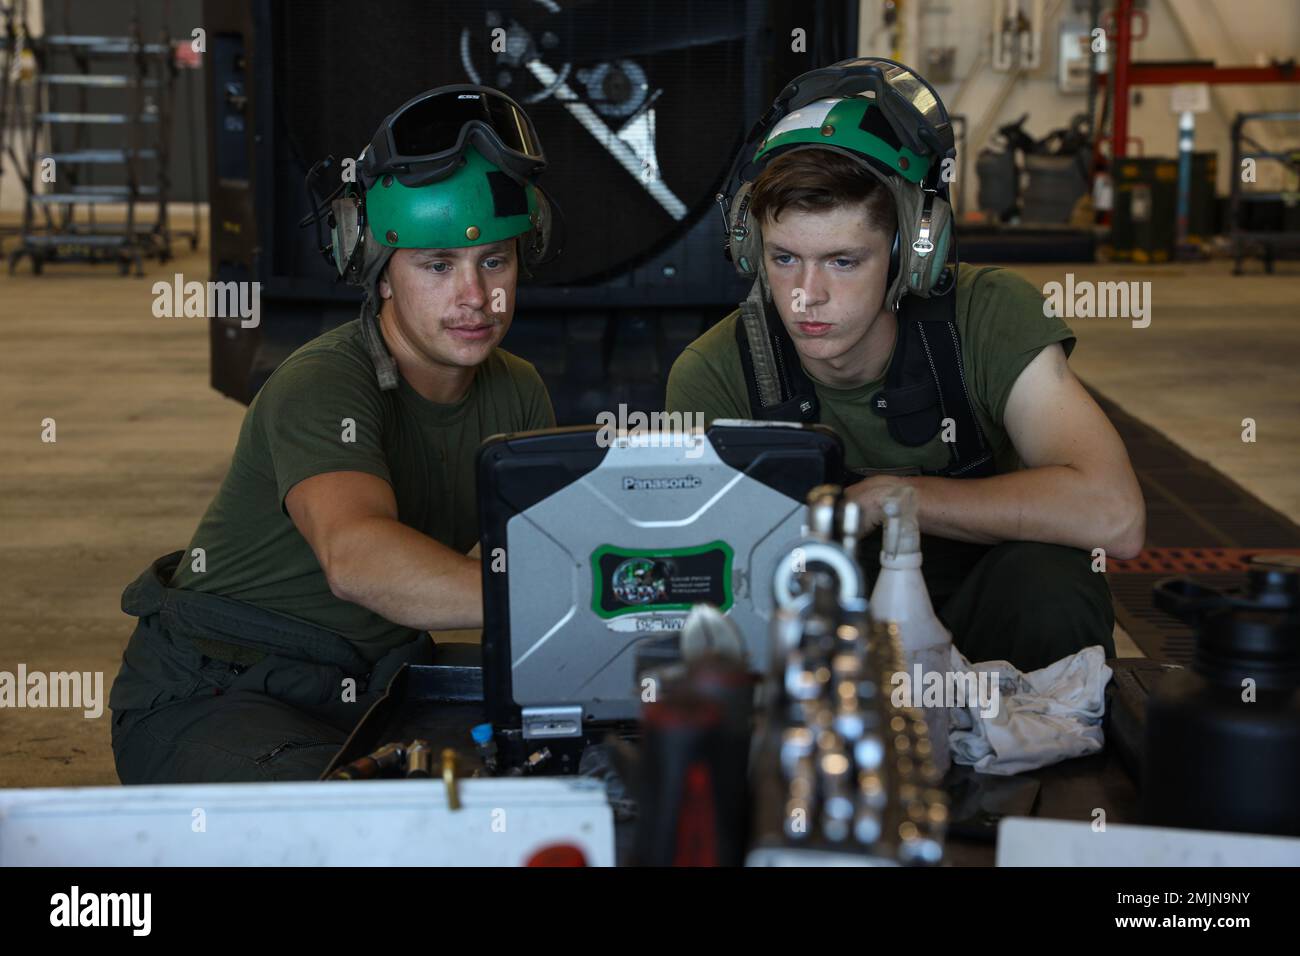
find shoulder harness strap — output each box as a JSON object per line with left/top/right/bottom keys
{"left": 734, "top": 280, "right": 820, "bottom": 423}
{"left": 735, "top": 268, "right": 996, "bottom": 479}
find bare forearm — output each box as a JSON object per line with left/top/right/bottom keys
{"left": 326, "top": 516, "right": 482, "bottom": 630}
{"left": 891, "top": 467, "right": 1143, "bottom": 557}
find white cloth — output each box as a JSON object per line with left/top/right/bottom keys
{"left": 946, "top": 645, "right": 1112, "bottom": 776}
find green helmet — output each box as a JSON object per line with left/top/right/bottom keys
{"left": 347, "top": 144, "right": 550, "bottom": 301}
{"left": 308, "top": 85, "right": 556, "bottom": 389}
{"left": 723, "top": 58, "right": 957, "bottom": 306}
{"left": 754, "top": 95, "right": 932, "bottom": 185}
{"left": 748, "top": 95, "right": 951, "bottom": 302}
{"left": 346, "top": 145, "right": 549, "bottom": 389}
{"left": 327, "top": 85, "right": 556, "bottom": 295}
{"left": 365, "top": 144, "right": 541, "bottom": 254}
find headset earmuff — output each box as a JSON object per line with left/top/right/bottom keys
{"left": 530, "top": 188, "right": 550, "bottom": 264}
{"left": 540, "top": 186, "right": 566, "bottom": 266}
{"left": 329, "top": 183, "right": 366, "bottom": 280}
{"left": 725, "top": 181, "right": 762, "bottom": 279}
{"left": 513, "top": 185, "right": 565, "bottom": 278}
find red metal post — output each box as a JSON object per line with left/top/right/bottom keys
{"left": 1112, "top": 0, "right": 1134, "bottom": 160}
{"left": 1129, "top": 65, "right": 1300, "bottom": 85}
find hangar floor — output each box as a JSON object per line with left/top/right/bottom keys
{"left": 1, "top": 236, "right": 1297, "bottom": 788}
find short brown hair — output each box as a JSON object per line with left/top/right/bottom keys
{"left": 749, "top": 148, "right": 896, "bottom": 236}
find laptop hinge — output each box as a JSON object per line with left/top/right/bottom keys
{"left": 521, "top": 705, "right": 584, "bottom": 740}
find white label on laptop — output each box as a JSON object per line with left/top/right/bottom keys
{"left": 606, "top": 612, "right": 688, "bottom": 633}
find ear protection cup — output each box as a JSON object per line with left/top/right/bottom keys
{"left": 886, "top": 231, "right": 900, "bottom": 291}
{"left": 329, "top": 186, "right": 365, "bottom": 281}
{"left": 725, "top": 180, "right": 763, "bottom": 279}
{"left": 926, "top": 207, "right": 952, "bottom": 287}
{"left": 887, "top": 185, "right": 953, "bottom": 304}
{"left": 525, "top": 188, "right": 550, "bottom": 265}
{"left": 899, "top": 191, "right": 951, "bottom": 299}
{"left": 521, "top": 186, "right": 563, "bottom": 268}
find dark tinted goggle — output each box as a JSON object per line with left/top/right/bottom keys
{"left": 364, "top": 85, "right": 546, "bottom": 188}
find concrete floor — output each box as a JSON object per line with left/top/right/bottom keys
{"left": 1012, "top": 260, "right": 1300, "bottom": 522}
{"left": 1, "top": 242, "right": 1296, "bottom": 788}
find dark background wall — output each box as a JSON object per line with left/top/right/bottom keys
{"left": 42, "top": 0, "right": 208, "bottom": 202}
{"left": 200, "top": 0, "right": 858, "bottom": 416}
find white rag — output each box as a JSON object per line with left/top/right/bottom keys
{"left": 946, "top": 645, "right": 1112, "bottom": 776}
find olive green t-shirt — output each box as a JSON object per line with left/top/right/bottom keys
{"left": 665, "top": 266, "right": 1075, "bottom": 476}
{"left": 170, "top": 319, "right": 555, "bottom": 662}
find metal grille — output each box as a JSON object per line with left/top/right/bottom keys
{"left": 1109, "top": 547, "right": 1300, "bottom": 574}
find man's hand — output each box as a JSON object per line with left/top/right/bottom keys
{"left": 845, "top": 475, "right": 915, "bottom": 534}
{"left": 285, "top": 470, "right": 483, "bottom": 631}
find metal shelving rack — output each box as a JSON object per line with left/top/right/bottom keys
{"left": 1229, "top": 111, "right": 1300, "bottom": 275}
{"left": 6, "top": 0, "right": 195, "bottom": 276}
{"left": 0, "top": 0, "right": 32, "bottom": 252}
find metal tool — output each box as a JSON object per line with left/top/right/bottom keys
{"left": 506, "top": 747, "right": 554, "bottom": 776}
{"left": 680, "top": 602, "right": 748, "bottom": 663}
{"left": 629, "top": 646, "right": 756, "bottom": 866}
{"left": 471, "top": 723, "right": 499, "bottom": 775}
{"left": 748, "top": 485, "right": 949, "bottom": 866}
{"left": 442, "top": 748, "right": 461, "bottom": 810}
{"left": 328, "top": 739, "right": 464, "bottom": 787}
{"left": 405, "top": 739, "right": 433, "bottom": 778}
{"left": 772, "top": 484, "right": 867, "bottom": 610}
{"left": 327, "top": 742, "right": 407, "bottom": 781}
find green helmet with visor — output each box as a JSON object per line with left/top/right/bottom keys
{"left": 305, "top": 85, "right": 558, "bottom": 388}
{"left": 721, "top": 57, "right": 956, "bottom": 306}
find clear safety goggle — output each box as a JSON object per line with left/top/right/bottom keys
{"left": 776, "top": 57, "right": 954, "bottom": 160}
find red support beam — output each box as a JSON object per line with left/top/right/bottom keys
{"left": 1103, "top": 0, "right": 1298, "bottom": 161}
{"left": 1112, "top": 0, "right": 1134, "bottom": 160}
{"left": 1129, "top": 64, "right": 1300, "bottom": 85}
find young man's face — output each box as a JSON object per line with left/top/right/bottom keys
{"left": 379, "top": 240, "right": 518, "bottom": 370}
{"left": 761, "top": 201, "right": 894, "bottom": 366}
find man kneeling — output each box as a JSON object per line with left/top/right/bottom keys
{"left": 668, "top": 59, "right": 1144, "bottom": 671}
{"left": 109, "top": 87, "right": 557, "bottom": 782}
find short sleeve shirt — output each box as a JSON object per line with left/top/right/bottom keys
{"left": 170, "top": 319, "right": 555, "bottom": 662}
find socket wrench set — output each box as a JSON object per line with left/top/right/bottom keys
{"left": 747, "top": 486, "right": 949, "bottom": 865}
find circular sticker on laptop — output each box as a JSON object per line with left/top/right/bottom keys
{"left": 592, "top": 543, "right": 734, "bottom": 619}
{"left": 611, "top": 557, "right": 671, "bottom": 606}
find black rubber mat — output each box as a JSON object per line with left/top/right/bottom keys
{"left": 1087, "top": 389, "right": 1300, "bottom": 663}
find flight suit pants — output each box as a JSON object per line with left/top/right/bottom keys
{"left": 109, "top": 551, "right": 434, "bottom": 784}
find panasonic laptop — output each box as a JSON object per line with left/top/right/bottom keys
{"left": 477, "top": 421, "right": 843, "bottom": 745}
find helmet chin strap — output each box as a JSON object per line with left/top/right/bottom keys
{"left": 757, "top": 256, "right": 772, "bottom": 302}
{"left": 358, "top": 237, "right": 400, "bottom": 391}
{"left": 360, "top": 292, "right": 400, "bottom": 391}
